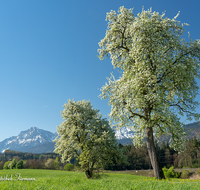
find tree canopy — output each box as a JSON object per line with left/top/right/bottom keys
{"left": 98, "top": 6, "right": 200, "bottom": 179}
{"left": 54, "top": 99, "right": 124, "bottom": 178}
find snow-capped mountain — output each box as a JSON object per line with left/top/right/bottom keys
{"left": 0, "top": 127, "right": 57, "bottom": 153}
{"left": 114, "top": 126, "right": 135, "bottom": 140}
{"left": 0, "top": 126, "right": 134, "bottom": 153}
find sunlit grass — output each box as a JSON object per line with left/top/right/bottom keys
{"left": 0, "top": 169, "right": 200, "bottom": 189}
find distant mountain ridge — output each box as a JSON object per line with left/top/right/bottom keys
{"left": 0, "top": 127, "right": 57, "bottom": 153}
{"left": 183, "top": 121, "right": 200, "bottom": 139}
{"left": 157, "top": 121, "right": 200, "bottom": 143}
{"left": 26, "top": 142, "right": 56, "bottom": 154}
{"left": 1, "top": 121, "right": 200, "bottom": 154}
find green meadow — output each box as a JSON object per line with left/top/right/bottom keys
{"left": 0, "top": 169, "right": 200, "bottom": 190}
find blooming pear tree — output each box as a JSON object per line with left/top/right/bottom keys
{"left": 98, "top": 6, "right": 200, "bottom": 179}
{"left": 54, "top": 99, "right": 124, "bottom": 179}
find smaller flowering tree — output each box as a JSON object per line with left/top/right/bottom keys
{"left": 54, "top": 99, "right": 125, "bottom": 178}
{"left": 45, "top": 158, "right": 55, "bottom": 169}
{"left": 98, "top": 6, "right": 200, "bottom": 179}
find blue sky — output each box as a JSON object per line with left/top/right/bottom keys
{"left": 0, "top": 0, "right": 200, "bottom": 141}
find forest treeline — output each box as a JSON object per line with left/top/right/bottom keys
{"left": 109, "top": 136, "right": 200, "bottom": 170}
{"left": 0, "top": 137, "right": 200, "bottom": 170}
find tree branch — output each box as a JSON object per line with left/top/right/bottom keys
{"left": 157, "top": 51, "right": 191, "bottom": 84}
{"left": 170, "top": 103, "right": 194, "bottom": 114}
{"left": 122, "top": 101, "right": 145, "bottom": 119}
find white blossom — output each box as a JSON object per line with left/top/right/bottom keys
{"left": 54, "top": 99, "right": 125, "bottom": 178}
{"left": 98, "top": 7, "right": 200, "bottom": 151}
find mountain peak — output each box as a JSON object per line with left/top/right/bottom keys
{"left": 30, "top": 126, "right": 37, "bottom": 130}
{"left": 114, "top": 126, "right": 135, "bottom": 140}
{"left": 0, "top": 127, "right": 57, "bottom": 153}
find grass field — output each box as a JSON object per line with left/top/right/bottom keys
{"left": 0, "top": 169, "right": 200, "bottom": 190}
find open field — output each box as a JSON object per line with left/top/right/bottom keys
{"left": 0, "top": 169, "right": 200, "bottom": 190}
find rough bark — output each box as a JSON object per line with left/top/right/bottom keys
{"left": 84, "top": 161, "right": 95, "bottom": 179}
{"left": 85, "top": 169, "right": 93, "bottom": 179}
{"left": 146, "top": 127, "right": 165, "bottom": 179}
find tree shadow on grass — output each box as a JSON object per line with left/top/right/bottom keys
{"left": 91, "top": 172, "right": 109, "bottom": 179}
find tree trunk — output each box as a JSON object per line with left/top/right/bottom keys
{"left": 146, "top": 127, "right": 165, "bottom": 179}
{"left": 85, "top": 162, "right": 95, "bottom": 179}
{"left": 85, "top": 169, "right": 93, "bottom": 179}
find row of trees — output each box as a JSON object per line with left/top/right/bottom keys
{"left": 1, "top": 156, "right": 61, "bottom": 170}
{"left": 3, "top": 158, "right": 23, "bottom": 169}
{"left": 102, "top": 137, "right": 200, "bottom": 170}
{"left": 175, "top": 137, "right": 200, "bottom": 168}
{"left": 0, "top": 150, "right": 58, "bottom": 161}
